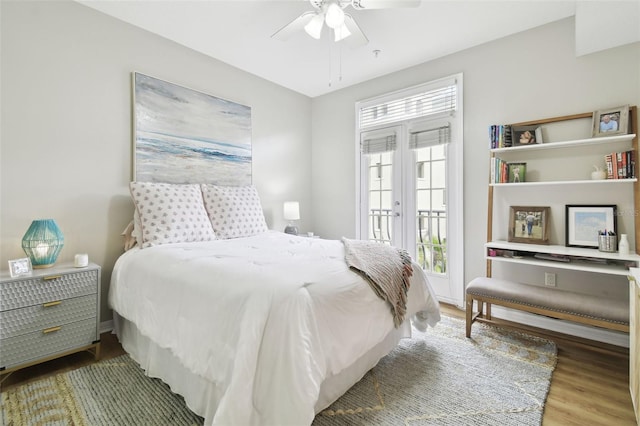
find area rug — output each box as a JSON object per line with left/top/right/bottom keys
{"left": 1, "top": 315, "right": 557, "bottom": 426}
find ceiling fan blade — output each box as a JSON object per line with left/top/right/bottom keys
{"left": 351, "top": 0, "right": 421, "bottom": 9}
{"left": 342, "top": 14, "right": 368, "bottom": 48}
{"left": 271, "top": 11, "right": 316, "bottom": 40}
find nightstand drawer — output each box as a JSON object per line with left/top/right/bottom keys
{"left": 0, "top": 268, "right": 98, "bottom": 312}
{"left": 0, "top": 318, "right": 98, "bottom": 370}
{"left": 0, "top": 294, "right": 97, "bottom": 339}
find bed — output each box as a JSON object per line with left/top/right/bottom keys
{"left": 109, "top": 182, "right": 441, "bottom": 425}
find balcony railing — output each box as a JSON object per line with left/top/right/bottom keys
{"left": 417, "top": 209, "right": 446, "bottom": 273}
{"left": 369, "top": 209, "right": 447, "bottom": 273}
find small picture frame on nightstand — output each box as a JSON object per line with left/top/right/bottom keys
{"left": 8, "top": 257, "right": 32, "bottom": 277}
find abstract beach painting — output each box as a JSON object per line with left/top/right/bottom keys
{"left": 133, "top": 73, "right": 251, "bottom": 185}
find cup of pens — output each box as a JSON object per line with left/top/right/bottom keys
{"left": 598, "top": 231, "right": 617, "bottom": 252}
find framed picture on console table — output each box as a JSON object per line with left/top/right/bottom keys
{"left": 508, "top": 206, "right": 550, "bottom": 244}
{"left": 565, "top": 204, "right": 617, "bottom": 248}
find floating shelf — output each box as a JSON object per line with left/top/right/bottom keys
{"left": 491, "top": 133, "right": 636, "bottom": 154}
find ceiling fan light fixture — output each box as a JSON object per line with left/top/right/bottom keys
{"left": 304, "top": 13, "right": 325, "bottom": 39}
{"left": 325, "top": 3, "right": 345, "bottom": 29}
{"left": 334, "top": 23, "right": 351, "bottom": 41}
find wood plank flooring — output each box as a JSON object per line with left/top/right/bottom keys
{"left": 1, "top": 304, "right": 637, "bottom": 425}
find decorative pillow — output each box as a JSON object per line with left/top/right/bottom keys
{"left": 133, "top": 208, "right": 143, "bottom": 246}
{"left": 129, "top": 182, "right": 216, "bottom": 248}
{"left": 201, "top": 184, "right": 268, "bottom": 239}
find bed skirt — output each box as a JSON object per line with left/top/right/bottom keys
{"left": 113, "top": 312, "right": 409, "bottom": 424}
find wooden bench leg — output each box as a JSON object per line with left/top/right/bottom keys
{"left": 465, "top": 297, "right": 473, "bottom": 338}
{"left": 486, "top": 303, "right": 492, "bottom": 320}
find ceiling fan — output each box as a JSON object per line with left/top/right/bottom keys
{"left": 271, "top": 0, "right": 421, "bottom": 48}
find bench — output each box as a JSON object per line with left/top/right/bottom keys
{"left": 465, "top": 277, "right": 630, "bottom": 337}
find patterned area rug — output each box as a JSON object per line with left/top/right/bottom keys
{"left": 313, "top": 315, "right": 557, "bottom": 425}
{"left": 1, "top": 315, "right": 557, "bottom": 426}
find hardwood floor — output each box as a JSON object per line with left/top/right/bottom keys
{"left": 1, "top": 306, "right": 637, "bottom": 425}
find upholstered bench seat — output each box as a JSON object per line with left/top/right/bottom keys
{"left": 465, "top": 277, "right": 630, "bottom": 337}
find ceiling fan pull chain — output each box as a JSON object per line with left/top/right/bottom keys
{"left": 328, "top": 39, "right": 333, "bottom": 87}
{"left": 339, "top": 43, "right": 343, "bottom": 82}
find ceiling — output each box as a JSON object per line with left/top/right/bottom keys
{"left": 78, "top": 0, "right": 581, "bottom": 97}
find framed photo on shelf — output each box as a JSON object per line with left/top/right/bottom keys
{"left": 508, "top": 206, "right": 550, "bottom": 244}
{"left": 507, "top": 162, "right": 526, "bottom": 183}
{"left": 8, "top": 257, "right": 32, "bottom": 278}
{"left": 512, "top": 126, "right": 542, "bottom": 146}
{"left": 565, "top": 204, "right": 617, "bottom": 248}
{"left": 592, "top": 105, "right": 628, "bottom": 137}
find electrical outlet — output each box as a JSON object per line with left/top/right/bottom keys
{"left": 545, "top": 272, "right": 556, "bottom": 287}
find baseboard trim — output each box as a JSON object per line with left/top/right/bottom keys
{"left": 100, "top": 320, "right": 114, "bottom": 335}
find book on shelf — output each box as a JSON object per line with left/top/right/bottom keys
{"left": 490, "top": 159, "right": 527, "bottom": 183}
{"left": 605, "top": 149, "right": 635, "bottom": 179}
{"left": 489, "top": 124, "right": 512, "bottom": 149}
{"left": 490, "top": 157, "right": 506, "bottom": 183}
{"left": 489, "top": 124, "right": 544, "bottom": 148}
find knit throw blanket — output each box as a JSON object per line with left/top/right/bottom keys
{"left": 342, "top": 238, "right": 412, "bottom": 328}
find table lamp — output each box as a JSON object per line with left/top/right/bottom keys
{"left": 21, "top": 219, "right": 64, "bottom": 268}
{"left": 283, "top": 201, "right": 300, "bottom": 235}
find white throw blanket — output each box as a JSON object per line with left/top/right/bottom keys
{"left": 342, "top": 237, "right": 412, "bottom": 327}
{"left": 109, "top": 231, "right": 440, "bottom": 425}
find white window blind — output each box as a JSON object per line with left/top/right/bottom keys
{"left": 360, "top": 128, "right": 397, "bottom": 154}
{"left": 409, "top": 124, "right": 451, "bottom": 150}
{"left": 359, "top": 84, "right": 457, "bottom": 129}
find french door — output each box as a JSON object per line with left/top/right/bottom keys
{"left": 356, "top": 75, "right": 463, "bottom": 305}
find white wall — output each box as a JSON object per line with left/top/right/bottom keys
{"left": 3, "top": 2, "right": 639, "bottom": 340}
{"left": 311, "top": 18, "right": 640, "bottom": 309}
{"left": 0, "top": 1, "right": 312, "bottom": 320}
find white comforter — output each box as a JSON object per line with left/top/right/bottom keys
{"left": 109, "top": 231, "right": 440, "bottom": 425}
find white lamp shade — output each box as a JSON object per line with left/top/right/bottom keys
{"left": 283, "top": 201, "right": 300, "bottom": 221}
{"left": 325, "top": 3, "right": 345, "bottom": 29}
{"left": 334, "top": 24, "right": 351, "bottom": 41}
{"left": 304, "top": 13, "right": 324, "bottom": 39}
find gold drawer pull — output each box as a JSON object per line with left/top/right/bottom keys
{"left": 43, "top": 275, "right": 62, "bottom": 281}
{"left": 43, "top": 301, "right": 62, "bottom": 308}
{"left": 43, "top": 326, "right": 62, "bottom": 334}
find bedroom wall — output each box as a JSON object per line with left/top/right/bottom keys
{"left": 310, "top": 18, "right": 640, "bottom": 309}
{"left": 1, "top": 1, "right": 313, "bottom": 322}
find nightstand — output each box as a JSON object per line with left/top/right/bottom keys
{"left": 0, "top": 262, "right": 101, "bottom": 379}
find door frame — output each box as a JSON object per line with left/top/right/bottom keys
{"left": 354, "top": 74, "right": 464, "bottom": 307}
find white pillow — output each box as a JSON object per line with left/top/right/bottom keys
{"left": 201, "top": 184, "right": 268, "bottom": 239}
{"left": 130, "top": 182, "right": 216, "bottom": 248}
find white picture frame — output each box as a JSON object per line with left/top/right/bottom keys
{"left": 592, "top": 105, "right": 629, "bottom": 137}
{"left": 8, "top": 257, "right": 32, "bottom": 277}
{"left": 565, "top": 204, "right": 617, "bottom": 248}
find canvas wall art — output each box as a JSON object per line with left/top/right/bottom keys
{"left": 133, "top": 72, "right": 252, "bottom": 185}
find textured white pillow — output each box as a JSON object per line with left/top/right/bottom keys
{"left": 130, "top": 182, "right": 216, "bottom": 248}
{"left": 201, "top": 184, "right": 268, "bottom": 239}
